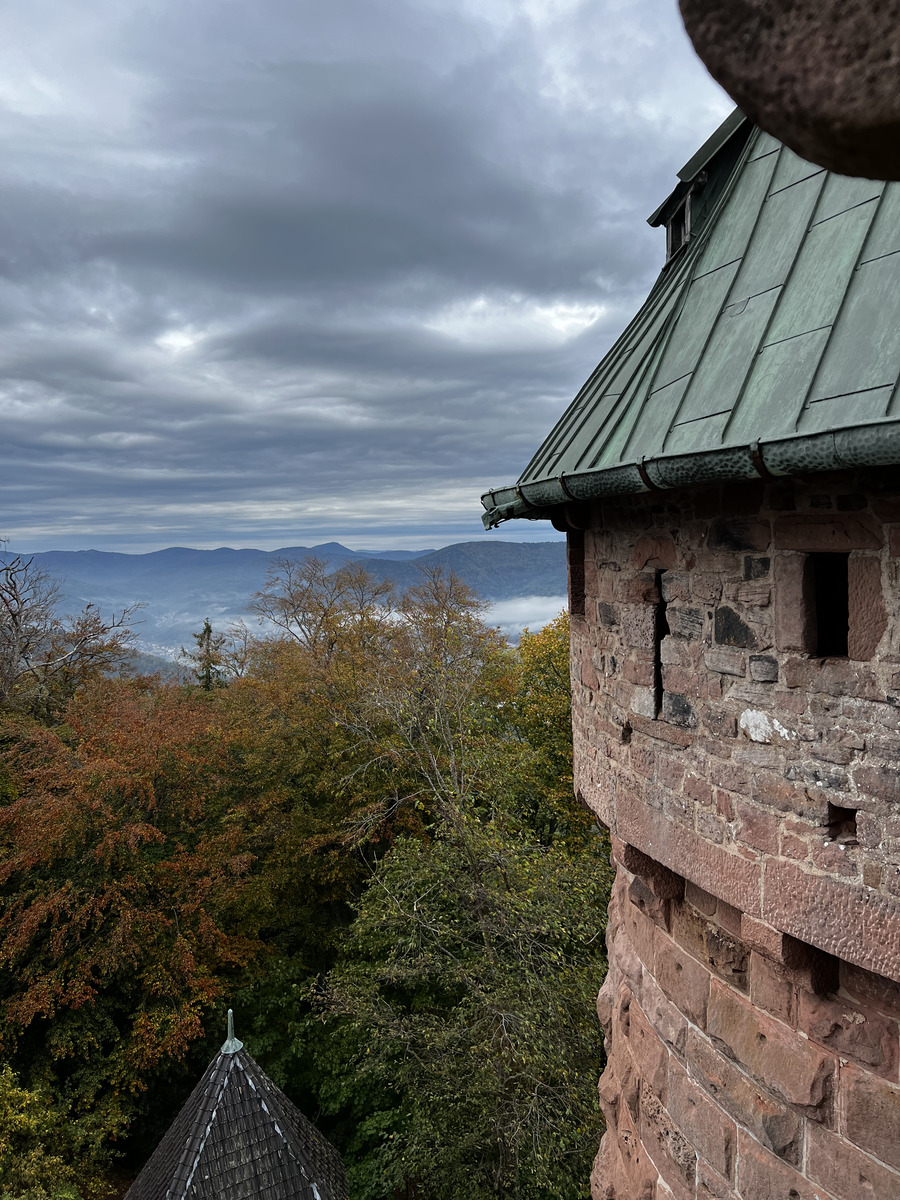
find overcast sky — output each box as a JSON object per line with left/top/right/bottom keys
{"left": 1, "top": 0, "right": 729, "bottom": 553}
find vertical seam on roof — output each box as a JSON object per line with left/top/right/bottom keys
{"left": 719, "top": 168, "right": 829, "bottom": 444}
{"left": 659, "top": 134, "right": 776, "bottom": 452}
{"left": 584, "top": 276, "right": 694, "bottom": 468}
{"left": 792, "top": 184, "right": 890, "bottom": 430}
{"left": 520, "top": 251, "right": 691, "bottom": 479}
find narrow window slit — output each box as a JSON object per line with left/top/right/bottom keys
{"left": 653, "top": 569, "right": 669, "bottom": 718}
{"left": 810, "top": 552, "right": 849, "bottom": 656}
{"left": 568, "top": 530, "right": 585, "bottom": 618}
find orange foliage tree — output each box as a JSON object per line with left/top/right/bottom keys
{"left": 0, "top": 679, "right": 261, "bottom": 1149}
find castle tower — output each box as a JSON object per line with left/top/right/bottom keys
{"left": 483, "top": 114, "right": 900, "bottom": 1199}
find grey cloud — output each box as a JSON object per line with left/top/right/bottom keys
{"left": 0, "top": 0, "right": 730, "bottom": 552}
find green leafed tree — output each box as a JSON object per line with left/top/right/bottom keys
{"left": 314, "top": 813, "right": 612, "bottom": 1200}
{"left": 0, "top": 1063, "right": 87, "bottom": 1199}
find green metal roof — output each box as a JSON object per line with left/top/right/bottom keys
{"left": 481, "top": 116, "right": 900, "bottom": 528}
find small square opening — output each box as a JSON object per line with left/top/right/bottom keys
{"left": 826, "top": 803, "right": 858, "bottom": 845}
{"left": 810, "top": 552, "right": 849, "bottom": 657}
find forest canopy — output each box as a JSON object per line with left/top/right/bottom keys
{"left": 0, "top": 554, "right": 612, "bottom": 1200}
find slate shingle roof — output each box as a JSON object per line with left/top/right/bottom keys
{"left": 125, "top": 1027, "right": 347, "bottom": 1200}
{"left": 481, "top": 114, "right": 900, "bottom": 528}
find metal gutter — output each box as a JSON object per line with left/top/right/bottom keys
{"left": 480, "top": 419, "right": 900, "bottom": 528}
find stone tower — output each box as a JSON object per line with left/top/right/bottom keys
{"left": 482, "top": 114, "right": 900, "bottom": 1198}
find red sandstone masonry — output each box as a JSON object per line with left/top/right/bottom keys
{"left": 581, "top": 473, "right": 900, "bottom": 1200}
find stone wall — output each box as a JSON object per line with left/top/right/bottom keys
{"left": 570, "top": 468, "right": 900, "bottom": 1199}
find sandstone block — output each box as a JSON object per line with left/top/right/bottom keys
{"left": 655, "top": 929, "right": 711, "bottom": 1029}
{"left": 703, "top": 647, "right": 745, "bottom": 676}
{"left": 799, "top": 992, "right": 898, "bottom": 1078}
{"left": 840, "top": 962, "right": 900, "bottom": 1020}
{"left": 848, "top": 555, "right": 888, "bottom": 661}
{"left": 713, "top": 606, "right": 757, "bottom": 649}
{"left": 707, "top": 518, "right": 771, "bottom": 553}
{"left": 641, "top": 971, "right": 690, "bottom": 1056}
{"left": 639, "top": 1079, "right": 696, "bottom": 1200}
{"left": 631, "top": 534, "right": 677, "bottom": 571}
{"left": 740, "top": 915, "right": 787, "bottom": 962}
{"left": 627, "top": 996, "right": 671, "bottom": 1103}
{"left": 618, "top": 841, "right": 685, "bottom": 901}
{"left": 806, "top": 1120, "right": 900, "bottom": 1200}
{"left": 763, "top": 859, "right": 900, "bottom": 984}
{"left": 685, "top": 881, "right": 717, "bottom": 916}
{"left": 749, "top": 654, "right": 778, "bottom": 682}
{"left": 734, "top": 1129, "right": 831, "bottom": 1200}
{"left": 623, "top": 884, "right": 660, "bottom": 970}
{"left": 705, "top": 926, "right": 749, "bottom": 993}
{"left": 615, "top": 786, "right": 763, "bottom": 915}
{"left": 749, "top": 953, "right": 796, "bottom": 1026}
{"left": 707, "top": 980, "right": 835, "bottom": 1111}
{"left": 667, "top": 1059, "right": 736, "bottom": 1182}
{"left": 736, "top": 803, "right": 779, "bottom": 855}
{"left": 774, "top": 553, "right": 815, "bottom": 653}
{"left": 841, "top": 1065, "right": 900, "bottom": 1171}
{"left": 696, "top": 1160, "right": 736, "bottom": 1200}
{"left": 685, "top": 1028, "right": 802, "bottom": 1164}
{"left": 773, "top": 514, "right": 881, "bottom": 552}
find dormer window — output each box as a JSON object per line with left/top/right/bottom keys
{"left": 666, "top": 196, "right": 691, "bottom": 259}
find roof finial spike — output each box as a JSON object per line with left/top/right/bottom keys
{"left": 221, "top": 1008, "right": 244, "bottom": 1055}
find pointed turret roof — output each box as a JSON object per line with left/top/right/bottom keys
{"left": 125, "top": 1014, "right": 347, "bottom": 1200}
{"left": 482, "top": 113, "right": 900, "bottom": 528}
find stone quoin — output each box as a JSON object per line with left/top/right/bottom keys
{"left": 482, "top": 113, "right": 900, "bottom": 1198}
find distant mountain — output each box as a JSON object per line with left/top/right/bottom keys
{"left": 7, "top": 541, "right": 566, "bottom": 657}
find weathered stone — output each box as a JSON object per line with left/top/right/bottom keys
{"left": 617, "top": 840, "right": 685, "bottom": 901}
{"left": 749, "top": 655, "right": 778, "bottom": 682}
{"left": 678, "top": 0, "right": 900, "bottom": 180}
{"left": 806, "top": 1119, "right": 900, "bottom": 1200}
{"left": 707, "top": 518, "right": 770, "bottom": 553}
{"left": 840, "top": 962, "right": 900, "bottom": 1020}
{"left": 631, "top": 534, "right": 677, "bottom": 571}
{"left": 597, "top": 601, "right": 618, "bottom": 628}
{"left": 842, "top": 1065, "right": 900, "bottom": 1172}
{"left": 706, "top": 980, "right": 835, "bottom": 1111}
{"left": 749, "top": 953, "right": 796, "bottom": 1026}
{"left": 773, "top": 515, "right": 881, "bottom": 552}
{"left": 685, "top": 1028, "right": 803, "bottom": 1164}
{"left": 703, "top": 647, "right": 745, "bottom": 676}
{"left": 662, "top": 692, "right": 697, "bottom": 729}
{"left": 639, "top": 1079, "right": 697, "bottom": 1200}
{"left": 713, "top": 606, "right": 757, "bottom": 649}
{"left": 774, "top": 553, "right": 815, "bottom": 653}
{"left": 655, "top": 929, "right": 711, "bottom": 1028}
{"left": 667, "top": 1059, "right": 736, "bottom": 1182}
{"left": 734, "top": 1129, "right": 831, "bottom": 1200}
{"left": 849, "top": 556, "right": 888, "bottom": 661}
{"left": 764, "top": 859, "right": 900, "bottom": 984}
{"left": 668, "top": 606, "right": 704, "bottom": 640}
{"left": 799, "top": 991, "right": 899, "bottom": 1077}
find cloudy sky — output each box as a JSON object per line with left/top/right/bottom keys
{"left": 1, "top": 0, "right": 729, "bottom": 553}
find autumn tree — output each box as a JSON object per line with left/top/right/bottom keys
{"left": 0, "top": 553, "right": 137, "bottom": 719}
{"left": 0, "top": 679, "right": 261, "bottom": 1152}
{"left": 248, "top": 557, "right": 394, "bottom": 656}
